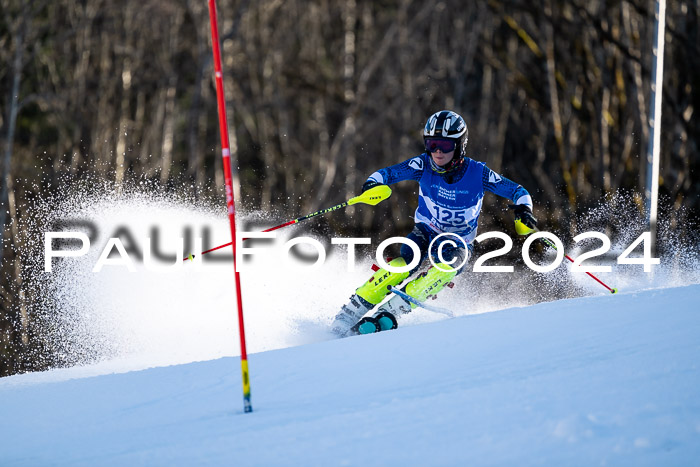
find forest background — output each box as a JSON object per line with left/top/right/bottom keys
{"left": 1, "top": 0, "right": 698, "bottom": 376}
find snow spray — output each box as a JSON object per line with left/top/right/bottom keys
{"left": 18, "top": 181, "right": 700, "bottom": 373}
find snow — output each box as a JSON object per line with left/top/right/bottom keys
{"left": 2, "top": 284, "right": 700, "bottom": 465}
{"left": 9, "top": 192, "right": 700, "bottom": 464}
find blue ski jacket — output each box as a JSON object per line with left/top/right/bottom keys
{"left": 366, "top": 153, "right": 532, "bottom": 243}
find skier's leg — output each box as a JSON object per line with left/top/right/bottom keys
{"left": 404, "top": 262, "right": 459, "bottom": 304}
{"left": 398, "top": 240, "right": 471, "bottom": 310}
{"left": 355, "top": 257, "right": 411, "bottom": 305}
{"left": 331, "top": 257, "right": 410, "bottom": 336}
{"left": 400, "top": 223, "right": 432, "bottom": 275}
{"left": 371, "top": 225, "right": 434, "bottom": 323}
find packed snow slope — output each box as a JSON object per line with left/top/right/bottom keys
{"left": 2, "top": 284, "right": 700, "bottom": 466}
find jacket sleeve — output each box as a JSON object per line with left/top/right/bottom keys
{"left": 481, "top": 165, "right": 532, "bottom": 208}
{"left": 365, "top": 155, "right": 426, "bottom": 186}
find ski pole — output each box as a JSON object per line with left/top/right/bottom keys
{"left": 184, "top": 184, "right": 392, "bottom": 261}
{"left": 515, "top": 220, "right": 618, "bottom": 294}
{"left": 389, "top": 286, "right": 455, "bottom": 317}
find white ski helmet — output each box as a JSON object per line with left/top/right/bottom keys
{"left": 423, "top": 110, "right": 468, "bottom": 172}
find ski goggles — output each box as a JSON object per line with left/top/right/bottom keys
{"left": 424, "top": 138, "right": 457, "bottom": 153}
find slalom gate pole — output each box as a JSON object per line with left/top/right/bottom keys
{"left": 207, "top": 0, "right": 252, "bottom": 413}
{"left": 517, "top": 222, "right": 617, "bottom": 294}
{"left": 540, "top": 235, "right": 617, "bottom": 293}
{"left": 183, "top": 185, "right": 391, "bottom": 261}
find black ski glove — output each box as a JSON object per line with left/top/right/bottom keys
{"left": 509, "top": 204, "right": 538, "bottom": 229}
{"left": 362, "top": 180, "right": 383, "bottom": 193}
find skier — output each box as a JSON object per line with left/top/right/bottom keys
{"left": 331, "top": 110, "right": 538, "bottom": 336}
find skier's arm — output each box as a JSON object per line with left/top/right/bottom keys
{"left": 362, "top": 156, "right": 425, "bottom": 192}
{"left": 482, "top": 166, "right": 538, "bottom": 230}
{"left": 482, "top": 165, "right": 532, "bottom": 207}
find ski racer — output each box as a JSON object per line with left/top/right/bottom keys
{"left": 331, "top": 110, "right": 538, "bottom": 336}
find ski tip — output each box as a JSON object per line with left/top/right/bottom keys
{"left": 611, "top": 288, "right": 618, "bottom": 294}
